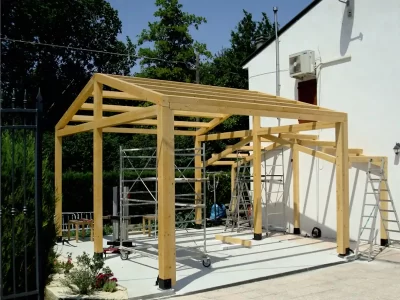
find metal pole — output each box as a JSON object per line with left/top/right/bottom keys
{"left": 195, "top": 53, "right": 200, "bottom": 123}
{"left": 273, "top": 7, "right": 281, "bottom": 125}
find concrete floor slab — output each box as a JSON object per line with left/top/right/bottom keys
{"left": 55, "top": 226, "right": 347, "bottom": 299}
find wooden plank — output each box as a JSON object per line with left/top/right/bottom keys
{"left": 210, "top": 161, "right": 236, "bottom": 166}
{"left": 380, "top": 157, "right": 389, "bottom": 244}
{"left": 206, "top": 136, "right": 252, "bottom": 166}
{"left": 93, "top": 81, "right": 103, "bottom": 254}
{"left": 81, "top": 103, "right": 227, "bottom": 118}
{"left": 195, "top": 137, "right": 202, "bottom": 225}
{"left": 349, "top": 156, "right": 384, "bottom": 163}
{"left": 215, "top": 234, "right": 252, "bottom": 248}
{"left": 55, "top": 135, "right": 62, "bottom": 238}
{"left": 72, "top": 115, "right": 209, "bottom": 128}
{"left": 168, "top": 98, "right": 346, "bottom": 123}
{"left": 281, "top": 133, "right": 318, "bottom": 140}
{"left": 262, "top": 134, "right": 294, "bottom": 146}
{"left": 96, "top": 106, "right": 157, "bottom": 129}
{"left": 56, "top": 77, "right": 94, "bottom": 130}
{"left": 196, "top": 115, "right": 231, "bottom": 136}
{"left": 253, "top": 116, "right": 262, "bottom": 240}
{"left": 157, "top": 105, "right": 176, "bottom": 288}
{"left": 297, "top": 139, "right": 336, "bottom": 147}
{"left": 57, "top": 122, "right": 94, "bottom": 137}
{"left": 292, "top": 146, "right": 300, "bottom": 234}
{"left": 335, "top": 120, "right": 350, "bottom": 255}
{"left": 295, "top": 144, "right": 336, "bottom": 164}
{"left": 95, "top": 73, "right": 165, "bottom": 105}
{"left": 102, "top": 127, "right": 197, "bottom": 136}
{"left": 198, "top": 130, "right": 252, "bottom": 142}
{"left": 231, "top": 166, "right": 236, "bottom": 194}
{"left": 257, "top": 122, "right": 336, "bottom": 136}
{"left": 97, "top": 91, "right": 142, "bottom": 100}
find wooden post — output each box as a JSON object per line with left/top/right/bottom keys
{"left": 252, "top": 116, "right": 262, "bottom": 240}
{"left": 231, "top": 165, "right": 236, "bottom": 194}
{"left": 55, "top": 135, "right": 63, "bottom": 240}
{"left": 335, "top": 120, "right": 350, "bottom": 255}
{"left": 194, "top": 137, "right": 202, "bottom": 227}
{"left": 157, "top": 105, "right": 176, "bottom": 289}
{"left": 93, "top": 81, "right": 103, "bottom": 255}
{"left": 292, "top": 145, "right": 300, "bottom": 234}
{"left": 380, "top": 157, "right": 389, "bottom": 246}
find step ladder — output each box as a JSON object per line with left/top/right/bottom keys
{"left": 355, "top": 158, "right": 400, "bottom": 261}
{"left": 264, "top": 148, "right": 286, "bottom": 235}
{"left": 225, "top": 161, "right": 253, "bottom": 232}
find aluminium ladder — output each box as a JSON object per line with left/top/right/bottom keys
{"left": 355, "top": 158, "right": 400, "bottom": 261}
{"left": 264, "top": 148, "right": 286, "bottom": 234}
{"left": 225, "top": 161, "right": 253, "bottom": 232}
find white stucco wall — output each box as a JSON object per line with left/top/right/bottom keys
{"left": 245, "top": 0, "right": 400, "bottom": 242}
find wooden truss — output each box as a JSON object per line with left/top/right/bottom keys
{"left": 55, "top": 73, "right": 352, "bottom": 289}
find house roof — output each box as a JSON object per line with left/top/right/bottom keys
{"left": 241, "top": 0, "right": 322, "bottom": 67}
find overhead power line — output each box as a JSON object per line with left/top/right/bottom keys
{"left": 0, "top": 37, "right": 190, "bottom": 65}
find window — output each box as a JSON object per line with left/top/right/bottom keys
{"left": 297, "top": 78, "right": 317, "bottom": 124}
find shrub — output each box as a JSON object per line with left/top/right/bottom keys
{"left": 1, "top": 131, "right": 57, "bottom": 296}
{"left": 62, "top": 252, "right": 118, "bottom": 295}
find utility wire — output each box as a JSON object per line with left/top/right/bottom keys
{"left": 0, "top": 37, "right": 190, "bottom": 65}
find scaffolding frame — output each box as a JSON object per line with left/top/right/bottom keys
{"left": 117, "top": 145, "right": 211, "bottom": 267}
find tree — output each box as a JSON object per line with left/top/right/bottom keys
{"left": 135, "top": 0, "right": 211, "bottom": 82}
{"left": 200, "top": 10, "right": 275, "bottom": 135}
{"left": 1, "top": 0, "right": 136, "bottom": 128}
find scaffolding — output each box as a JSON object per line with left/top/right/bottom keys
{"left": 117, "top": 146, "right": 211, "bottom": 267}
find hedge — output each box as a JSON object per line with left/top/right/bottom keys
{"left": 53, "top": 170, "right": 232, "bottom": 224}
{"left": 1, "top": 131, "right": 57, "bottom": 296}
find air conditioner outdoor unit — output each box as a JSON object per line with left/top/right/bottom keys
{"left": 289, "top": 50, "right": 316, "bottom": 79}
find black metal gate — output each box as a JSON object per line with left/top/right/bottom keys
{"left": 0, "top": 89, "right": 44, "bottom": 299}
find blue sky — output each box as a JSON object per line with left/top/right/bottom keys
{"left": 107, "top": 0, "right": 313, "bottom": 72}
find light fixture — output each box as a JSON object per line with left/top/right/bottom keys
{"left": 393, "top": 143, "right": 400, "bottom": 155}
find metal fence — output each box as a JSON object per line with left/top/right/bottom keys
{"left": 0, "top": 89, "right": 44, "bottom": 299}
{"left": 62, "top": 212, "right": 94, "bottom": 231}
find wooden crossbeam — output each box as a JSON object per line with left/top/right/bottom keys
{"left": 196, "top": 115, "right": 231, "bottom": 136}
{"left": 102, "top": 127, "right": 196, "bottom": 136}
{"left": 257, "top": 122, "right": 336, "bottom": 136}
{"left": 206, "top": 136, "right": 252, "bottom": 166}
{"left": 198, "top": 130, "right": 252, "bottom": 142}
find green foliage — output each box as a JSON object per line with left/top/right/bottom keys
{"left": 1, "top": 131, "right": 57, "bottom": 295}
{"left": 61, "top": 252, "right": 112, "bottom": 295}
{"left": 135, "top": 0, "right": 211, "bottom": 82}
{"left": 1, "top": 0, "right": 136, "bottom": 127}
{"left": 103, "top": 280, "right": 117, "bottom": 293}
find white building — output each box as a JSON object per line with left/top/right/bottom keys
{"left": 242, "top": 0, "right": 400, "bottom": 244}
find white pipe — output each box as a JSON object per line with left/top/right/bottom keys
{"left": 320, "top": 55, "right": 351, "bottom": 67}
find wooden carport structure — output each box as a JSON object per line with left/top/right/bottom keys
{"left": 55, "top": 73, "right": 354, "bottom": 290}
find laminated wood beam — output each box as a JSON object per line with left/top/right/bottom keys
{"left": 281, "top": 133, "right": 318, "bottom": 140}
{"left": 257, "top": 122, "right": 336, "bottom": 136}
{"left": 80, "top": 103, "right": 227, "bottom": 118}
{"left": 93, "top": 81, "right": 103, "bottom": 254}
{"left": 292, "top": 146, "right": 300, "bottom": 234}
{"left": 168, "top": 98, "right": 346, "bottom": 122}
{"left": 297, "top": 140, "right": 336, "bottom": 147}
{"left": 261, "top": 134, "right": 294, "bottom": 146}
{"left": 295, "top": 144, "right": 336, "bottom": 164}
{"left": 71, "top": 115, "right": 209, "bottom": 128}
{"left": 380, "top": 157, "right": 389, "bottom": 245}
{"left": 96, "top": 106, "right": 157, "bottom": 129}
{"left": 210, "top": 161, "right": 236, "bottom": 166}
{"left": 253, "top": 116, "right": 262, "bottom": 240}
{"left": 102, "top": 127, "right": 197, "bottom": 136}
{"left": 112, "top": 75, "right": 335, "bottom": 111}
{"left": 56, "top": 77, "right": 94, "bottom": 130}
{"left": 57, "top": 122, "right": 94, "bottom": 137}
{"left": 54, "top": 135, "right": 62, "bottom": 238}
{"left": 95, "top": 73, "right": 165, "bottom": 105}
{"left": 206, "top": 136, "right": 252, "bottom": 167}
{"left": 157, "top": 105, "right": 176, "bottom": 289}
{"left": 215, "top": 234, "right": 252, "bottom": 248}
{"left": 198, "top": 130, "right": 252, "bottom": 142}
{"left": 195, "top": 115, "right": 231, "bottom": 136}
{"left": 94, "top": 91, "right": 142, "bottom": 100}
{"left": 335, "top": 120, "right": 350, "bottom": 255}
